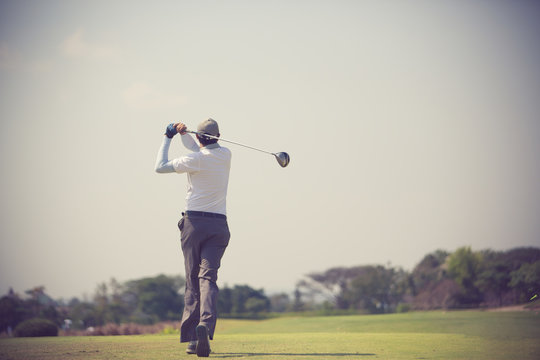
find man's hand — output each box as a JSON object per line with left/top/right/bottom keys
{"left": 165, "top": 123, "right": 178, "bottom": 138}
{"left": 175, "top": 123, "right": 188, "bottom": 135}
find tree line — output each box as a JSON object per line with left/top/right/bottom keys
{"left": 1, "top": 246, "right": 538, "bottom": 334}
{"left": 0, "top": 275, "right": 277, "bottom": 333}
{"left": 296, "top": 246, "right": 540, "bottom": 312}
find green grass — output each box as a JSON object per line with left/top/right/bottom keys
{"left": 1, "top": 311, "right": 539, "bottom": 359}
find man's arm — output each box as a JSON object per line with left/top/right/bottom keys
{"left": 176, "top": 123, "right": 200, "bottom": 152}
{"left": 155, "top": 123, "right": 180, "bottom": 173}
{"left": 155, "top": 122, "right": 201, "bottom": 173}
{"left": 181, "top": 133, "right": 199, "bottom": 152}
{"left": 154, "top": 136, "right": 175, "bottom": 173}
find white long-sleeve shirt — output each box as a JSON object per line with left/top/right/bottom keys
{"left": 155, "top": 134, "right": 231, "bottom": 215}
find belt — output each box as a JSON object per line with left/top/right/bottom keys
{"left": 184, "top": 210, "right": 227, "bottom": 220}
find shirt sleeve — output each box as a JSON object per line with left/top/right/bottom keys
{"left": 172, "top": 153, "right": 201, "bottom": 174}
{"left": 154, "top": 136, "right": 176, "bottom": 173}
{"left": 181, "top": 133, "right": 200, "bottom": 152}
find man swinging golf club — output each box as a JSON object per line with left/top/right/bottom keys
{"left": 155, "top": 118, "right": 231, "bottom": 357}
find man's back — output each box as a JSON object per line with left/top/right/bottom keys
{"left": 173, "top": 145, "right": 231, "bottom": 215}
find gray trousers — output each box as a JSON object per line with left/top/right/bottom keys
{"left": 178, "top": 213, "right": 230, "bottom": 343}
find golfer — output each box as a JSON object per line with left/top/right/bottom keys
{"left": 155, "top": 119, "right": 231, "bottom": 357}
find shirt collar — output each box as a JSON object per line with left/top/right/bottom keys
{"left": 202, "top": 143, "right": 221, "bottom": 150}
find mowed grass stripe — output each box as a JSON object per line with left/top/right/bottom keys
{"left": 0, "top": 335, "right": 181, "bottom": 360}
{"left": 1, "top": 333, "right": 533, "bottom": 360}
{"left": 217, "top": 311, "right": 540, "bottom": 339}
{"left": 213, "top": 333, "right": 482, "bottom": 360}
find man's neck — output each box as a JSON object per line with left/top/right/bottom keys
{"left": 201, "top": 143, "right": 220, "bottom": 149}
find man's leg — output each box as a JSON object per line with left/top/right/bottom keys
{"left": 198, "top": 219, "right": 230, "bottom": 340}
{"left": 180, "top": 278, "right": 200, "bottom": 342}
{"left": 179, "top": 217, "right": 201, "bottom": 343}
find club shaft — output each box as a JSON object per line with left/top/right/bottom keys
{"left": 187, "top": 131, "right": 274, "bottom": 155}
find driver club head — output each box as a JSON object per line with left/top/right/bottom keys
{"left": 274, "top": 152, "right": 290, "bottom": 167}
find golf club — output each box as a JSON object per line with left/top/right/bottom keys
{"left": 186, "top": 130, "right": 290, "bottom": 168}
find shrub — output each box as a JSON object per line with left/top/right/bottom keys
{"left": 101, "top": 323, "right": 120, "bottom": 336}
{"left": 120, "top": 323, "right": 141, "bottom": 335}
{"left": 14, "top": 318, "right": 58, "bottom": 337}
{"left": 161, "top": 325, "right": 179, "bottom": 335}
{"left": 396, "top": 303, "right": 411, "bottom": 313}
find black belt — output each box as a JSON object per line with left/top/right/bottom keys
{"left": 184, "top": 210, "right": 227, "bottom": 220}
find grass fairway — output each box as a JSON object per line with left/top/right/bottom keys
{"left": 1, "top": 310, "right": 538, "bottom": 359}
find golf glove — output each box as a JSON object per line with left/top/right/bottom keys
{"left": 165, "top": 123, "right": 178, "bottom": 138}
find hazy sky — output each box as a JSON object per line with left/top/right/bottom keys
{"left": 1, "top": 0, "right": 539, "bottom": 300}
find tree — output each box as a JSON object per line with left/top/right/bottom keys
{"left": 475, "top": 251, "right": 511, "bottom": 307}
{"left": 291, "top": 287, "right": 305, "bottom": 312}
{"left": 298, "top": 266, "right": 368, "bottom": 309}
{"left": 447, "top": 247, "right": 482, "bottom": 306}
{"left": 232, "top": 285, "right": 269, "bottom": 314}
{"left": 217, "top": 285, "right": 269, "bottom": 316}
{"left": 342, "top": 266, "right": 407, "bottom": 313}
{"left": 124, "top": 275, "right": 184, "bottom": 323}
{"left": 411, "top": 250, "right": 449, "bottom": 295}
{"left": 298, "top": 265, "right": 409, "bottom": 313}
{"left": 217, "top": 286, "right": 233, "bottom": 314}
{"left": 68, "top": 300, "right": 98, "bottom": 329}
{"left": 509, "top": 261, "right": 540, "bottom": 303}
{"left": 245, "top": 297, "right": 269, "bottom": 314}
{"left": 22, "top": 287, "right": 61, "bottom": 326}
{"left": 0, "top": 291, "right": 24, "bottom": 333}
{"left": 107, "top": 278, "right": 131, "bottom": 324}
{"left": 269, "top": 293, "right": 290, "bottom": 312}
{"left": 500, "top": 248, "right": 540, "bottom": 270}
{"left": 93, "top": 282, "right": 109, "bottom": 325}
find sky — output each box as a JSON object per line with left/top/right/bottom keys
{"left": 1, "top": 0, "right": 539, "bottom": 300}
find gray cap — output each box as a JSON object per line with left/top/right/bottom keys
{"left": 197, "top": 118, "right": 219, "bottom": 136}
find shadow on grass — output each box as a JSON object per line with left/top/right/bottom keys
{"left": 213, "top": 353, "right": 376, "bottom": 358}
